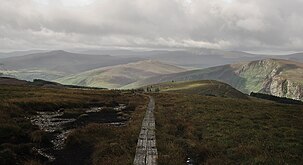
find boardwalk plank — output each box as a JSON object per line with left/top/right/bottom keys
{"left": 134, "top": 96, "right": 158, "bottom": 165}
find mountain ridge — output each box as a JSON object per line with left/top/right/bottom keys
{"left": 126, "top": 58, "right": 303, "bottom": 100}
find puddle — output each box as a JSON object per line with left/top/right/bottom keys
{"left": 186, "top": 157, "right": 194, "bottom": 165}
{"left": 29, "top": 104, "right": 127, "bottom": 162}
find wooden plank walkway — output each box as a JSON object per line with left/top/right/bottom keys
{"left": 133, "top": 96, "right": 158, "bottom": 165}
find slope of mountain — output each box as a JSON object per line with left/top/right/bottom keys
{"left": 0, "top": 50, "right": 143, "bottom": 81}
{"left": 126, "top": 59, "right": 303, "bottom": 101}
{"left": 143, "top": 80, "right": 248, "bottom": 99}
{"left": 56, "top": 60, "right": 187, "bottom": 89}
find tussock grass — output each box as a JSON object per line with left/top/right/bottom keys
{"left": 153, "top": 93, "right": 303, "bottom": 164}
{"left": 0, "top": 85, "right": 147, "bottom": 164}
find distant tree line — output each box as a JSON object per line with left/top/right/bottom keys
{"left": 250, "top": 92, "right": 303, "bottom": 105}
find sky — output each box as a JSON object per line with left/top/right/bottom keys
{"left": 1, "top": 0, "right": 303, "bottom": 53}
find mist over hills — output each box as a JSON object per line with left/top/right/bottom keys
{"left": 0, "top": 50, "right": 49, "bottom": 59}
{"left": 75, "top": 48, "right": 303, "bottom": 68}
{"left": 74, "top": 48, "right": 265, "bottom": 69}
{"left": 1, "top": 49, "right": 303, "bottom": 71}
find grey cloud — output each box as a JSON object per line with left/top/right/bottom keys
{"left": 0, "top": 0, "right": 303, "bottom": 52}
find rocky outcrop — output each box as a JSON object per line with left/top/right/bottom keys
{"left": 262, "top": 78, "right": 303, "bottom": 101}
{"left": 236, "top": 59, "right": 303, "bottom": 101}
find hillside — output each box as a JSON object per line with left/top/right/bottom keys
{"left": 0, "top": 50, "right": 142, "bottom": 81}
{"left": 142, "top": 80, "right": 248, "bottom": 99}
{"left": 127, "top": 59, "right": 303, "bottom": 101}
{"left": 56, "top": 60, "right": 187, "bottom": 89}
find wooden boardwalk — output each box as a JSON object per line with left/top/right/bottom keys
{"left": 133, "top": 96, "right": 158, "bottom": 165}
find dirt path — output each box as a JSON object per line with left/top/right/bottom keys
{"left": 133, "top": 96, "right": 158, "bottom": 165}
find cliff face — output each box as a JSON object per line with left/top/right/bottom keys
{"left": 233, "top": 59, "right": 303, "bottom": 101}
{"left": 262, "top": 77, "right": 303, "bottom": 101}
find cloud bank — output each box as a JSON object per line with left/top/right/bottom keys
{"left": 1, "top": 0, "right": 303, "bottom": 52}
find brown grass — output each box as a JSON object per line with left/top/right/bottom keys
{"left": 152, "top": 93, "right": 303, "bottom": 164}
{"left": 0, "top": 85, "right": 148, "bottom": 164}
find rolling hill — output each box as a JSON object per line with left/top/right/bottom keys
{"left": 142, "top": 80, "right": 248, "bottom": 99}
{"left": 0, "top": 50, "right": 142, "bottom": 81}
{"left": 56, "top": 60, "right": 187, "bottom": 89}
{"left": 126, "top": 59, "right": 303, "bottom": 101}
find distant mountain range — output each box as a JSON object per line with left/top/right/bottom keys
{"left": 0, "top": 50, "right": 49, "bottom": 58}
{"left": 75, "top": 48, "right": 303, "bottom": 68}
{"left": 1, "top": 49, "right": 303, "bottom": 100}
{"left": 0, "top": 50, "right": 142, "bottom": 81}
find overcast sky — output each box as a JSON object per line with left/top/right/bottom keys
{"left": 1, "top": 0, "right": 303, "bottom": 53}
